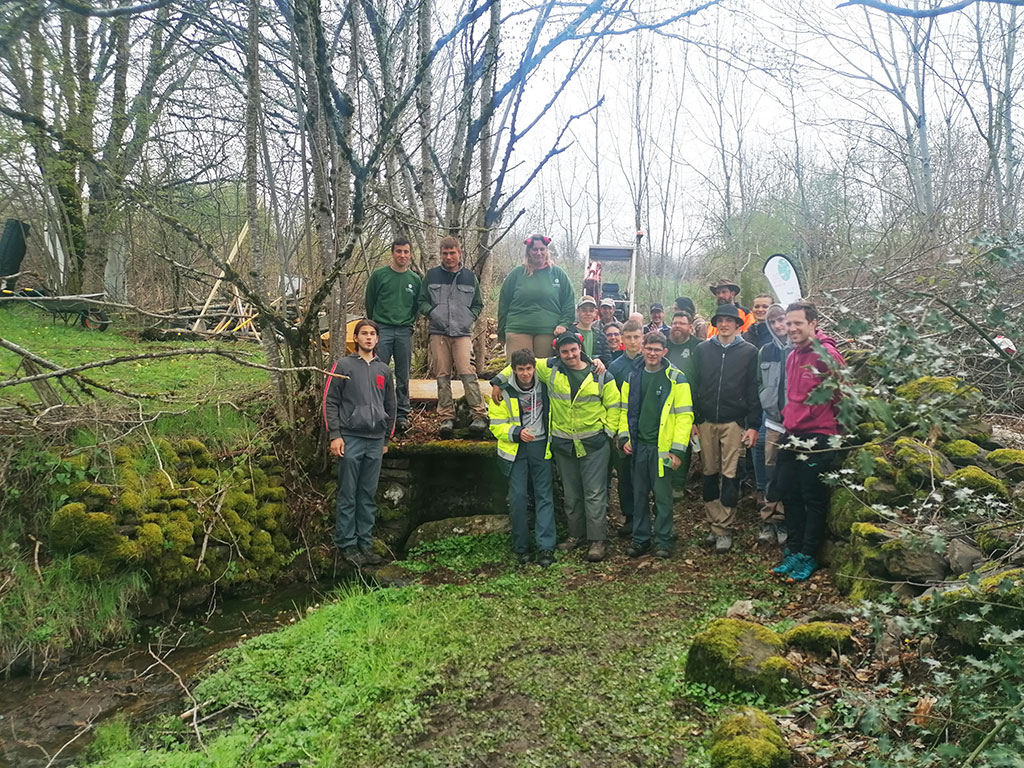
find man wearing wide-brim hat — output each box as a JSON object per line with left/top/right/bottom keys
{"left": 692, "top": 303, "right": 762, "bottom": 554}
{"left": 706, "top": 278, "right": 755, "bottom": 337}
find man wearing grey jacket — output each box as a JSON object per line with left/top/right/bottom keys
{"left": 324, "top": 319, "right": 397, "bottom": 566}
{"left": 418, "top": 235, "right": 487, "bottom": 438}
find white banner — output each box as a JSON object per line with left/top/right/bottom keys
{"left": 763, "top": 254, "right": 803, "bottom": 306}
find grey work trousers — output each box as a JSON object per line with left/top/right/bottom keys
{"left": 334, "top": 434, "right": 384, "bottom": 551}
{"left": 552, "top": 437, "right": 609, "bottom": 542}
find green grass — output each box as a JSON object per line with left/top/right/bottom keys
{"left": 0, "top": 304, "right": 268, "bottom": 406}
{"left": 86, "top": 533, "right": 790, "bottom": 767}
{"left": 0, "top": 554, "right": 149, "bottom": 673}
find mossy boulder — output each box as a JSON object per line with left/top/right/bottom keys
{"left": 894, "top": 376, "right": 978, "bottom": 403}
{"left": 893, "top": 438, "right": 954, "bottom": 486}
{"left": 881, "top": 535, "right": 948, "bottom": 583}
{"left": 685, "top": 619, "right": 799, "bottom": 703}
{"left": 783, "top": 622, "right": 853, "bottom": 655}
{"left": 986, "top": 449, "right": 1024, "bottom": 481}
{"left": 828, "top": 487, "right": 884, "bottom": 539}
{"left": 930, "top": 568, "right": 1024, "bottom": 645}
{"left": 940, "top": 440, "right": 982, "bottom": 461}
{"left": 405, "top": 514, "right": 511, "bottom": 550}
{"left": 948, "top": 466, "right": 1009, "bottom": 499}
{"left": 709, "top": 707, "right": 790, "bottom": 768}
{"left": 830, "top": 523, "right": 894, "bottom": 600}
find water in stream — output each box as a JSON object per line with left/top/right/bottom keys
{"left": 0, "top": 580, "right": 343, "bottom": 768}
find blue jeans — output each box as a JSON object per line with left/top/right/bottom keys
{"left": 500, "top": 439, "right": 556, "bottom": 553}
{"left": 377, "top": 324, "right": 412, "bottom": 418}
{"left": 334, "top": 434, "right": 384, "bottom": 551}
{"left": 632, "top": 442, "right": 674, "bottom": 550}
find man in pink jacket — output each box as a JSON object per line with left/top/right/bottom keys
{"left": 770, "top": 301, "right": 845, "bottom": 583}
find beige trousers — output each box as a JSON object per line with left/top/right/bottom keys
{"left": 505, "top": 332, "right": 555, "bottom": 359}
{"left": 430, "top": 334, "right": 485, "bottom": 419}
{"left": 698, "top": 421, "right": 744, "bottom": 536}
{"left": 759, "top": 427, "right": 785, "bottom": 523}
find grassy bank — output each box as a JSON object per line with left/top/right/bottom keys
{"left": 0, "top": 304, "right": 268, "bottom": 406}
{"left": 84, "top": 531, "right": 805, "bottom": 767}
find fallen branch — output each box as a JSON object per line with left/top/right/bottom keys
{"left": 148, "top": 646, "right": 206, "bottom": 751}
{"left": 0, "top": 338, "right": 346, "bottom": 390}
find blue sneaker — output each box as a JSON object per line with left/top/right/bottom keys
{"left": 771, "top": 549, "right": 799, "bottom": 576}
{"left": 786, "top": 554, "right": 818, "bottom": 583}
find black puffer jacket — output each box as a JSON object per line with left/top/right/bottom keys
{"left": 693, "top": 336, "right": 761, "bottom": 429}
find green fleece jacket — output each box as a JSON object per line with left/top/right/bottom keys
{"left": 497, "top": 264, "right": 575, "bottom": 339}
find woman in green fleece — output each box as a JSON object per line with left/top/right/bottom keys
{"left": 499, "top": 234, "right": 576, "bottom": 357}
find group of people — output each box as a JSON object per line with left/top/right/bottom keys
{"left": 324, "top": 234, "right": 846, "bottom": 583}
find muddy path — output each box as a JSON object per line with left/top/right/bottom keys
{"left": 0, "top": 580, "right": 344, "bottom": 768}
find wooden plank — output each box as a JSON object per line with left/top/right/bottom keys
{"left": 408, "top": 378, "right": 493, "bottom": 402}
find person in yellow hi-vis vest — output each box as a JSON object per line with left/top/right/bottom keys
{"left": 488, "top": 348, "right": 556, "bottom": 567}
{"left": 616, "top": 331, "right": 694, "bottom": 559}
{"left": 491, "top": 332, "right": 620, "bottom": 562}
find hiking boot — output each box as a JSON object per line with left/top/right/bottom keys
{"left": 786, "top": 554, "right": 818, "bottom": 583}
{"left": 557, "top": 537, "right": 585, "bottom": 552}
{"left": 360, "top": 550, "right": 384, "bottom": 566}
{"left": 438, "top": 419, "right": 454, "bottom": 438}
{"left": 343, "top": 547, "right": 364, "bottom": 567}
{"left": 537, "top": 550, "right": 555, "bottom": 568}
{"left": 775, "top": 526, "right": 789, "bottom": 546}
{"left": 627, "top": 542, "right": 651, "bottom": 558}
{"left": 469, "top": 417, "right": 488, "bottom": 437}
{"left": 771, "top": 549, "right": 799, "bottom": 576}
{"left": 586, "top": 540, "right": 606, "bottom": 562}
{"left": 757, "top": 524, "right": 776, "bottom": 546}
{"left": 653, "top": 548, "right": 671, "bottom": 559}
{"left": 714, "top": 535, "right": 732, "bottom": 554}
{"left": 516, "top": 551, "right": 531, "bottom": 565}
{"left": 703, "top": 533, "right": 717, "bottom": 548}
{"left": 395, "top": 417, "right": 410, "bottom": 434}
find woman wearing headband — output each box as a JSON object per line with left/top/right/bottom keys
{"left": 498, "top": 234, "right": 576, "bottom": 357}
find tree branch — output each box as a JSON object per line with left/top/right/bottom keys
{"left": 0, "top": 338, "right": 345, "bottom": 390}
{"left": 837, "top": 0, "right": 1024, "bottom": 18}
{"left": 50, "top": 0, "right": 178, "bottom": 18}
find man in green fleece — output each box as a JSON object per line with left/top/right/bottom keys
{"left": 365, "top": 238, "right": 421, "bottom": 432}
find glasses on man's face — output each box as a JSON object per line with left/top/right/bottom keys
{"left": 606, "top": 331, "right": 620, "bottom": 339}
{"left": 643, "top": 346, "right": 663, "bottom": 353}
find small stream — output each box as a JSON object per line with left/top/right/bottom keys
{"left": 0, "top": 580, "right": 344, "bottom": 768}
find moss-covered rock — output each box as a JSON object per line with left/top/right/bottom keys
{"left": 881, "top": 535, "right": 948, "bottom": 582}
{"left": 894, "top": 438, "right": 954, "bottom": 486}
{"left": 828, "top": 487, "right": 884, "bottom": 539}
{"left": 940, "top": 440, "right": 982, "bottom": 460}
{"left": 895, "top": 376, "right": 977, "bottom": 402}
{"left": 986, "top": 449, "right": 1024, "bottom": 481}
{"left": 948, "top": 466, "right": 1009, "bottom": 499}
{"left": 783, "top": 622, "right": 853, "bottom": 654}
{"left": 709, "top": 707, "right": 790, "bottom": 768}
{"left": 930, "top": 568, "right": 1024, "bottom": 645}
{"left": 685, "top": 619, "right": 798, "bottom": 703}
{"left": 405, "top": 514, "right": 511, "bottom": 550}
{"left": 830, "top": 524, "right": 893, "bottom": 600}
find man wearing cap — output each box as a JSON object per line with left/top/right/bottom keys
{"left": 675, "top": 297, "right": 709, "bottom": 340}
{"left": 491, "top": 331, "right": 621, "bottom": 562}
{"left": 693, "top": 303, "right": 761, "bottom": 554}
{"left": 644, "top": 303, "right": 670, "bottom": 335}
{"left": 598, "top": 297, "right": 618, "bottom": 329}
{"left": 572, "top": 295, "right": 613, "bottom": 364}
{"left": 706, "top": 279, "right": 755, "bottom": 337}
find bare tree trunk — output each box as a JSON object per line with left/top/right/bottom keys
{"left": 247, "top": 0, "right": 291, "bottom": 426}
{"left": 473, "top": 0, "right": 500, "bottom": 372}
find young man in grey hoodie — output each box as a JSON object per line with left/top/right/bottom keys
{"left": 755, "top": 304, "right": 791, "bottom": 546}
{"left": 323, "top": 319, "right": 397, "bottom": 567}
